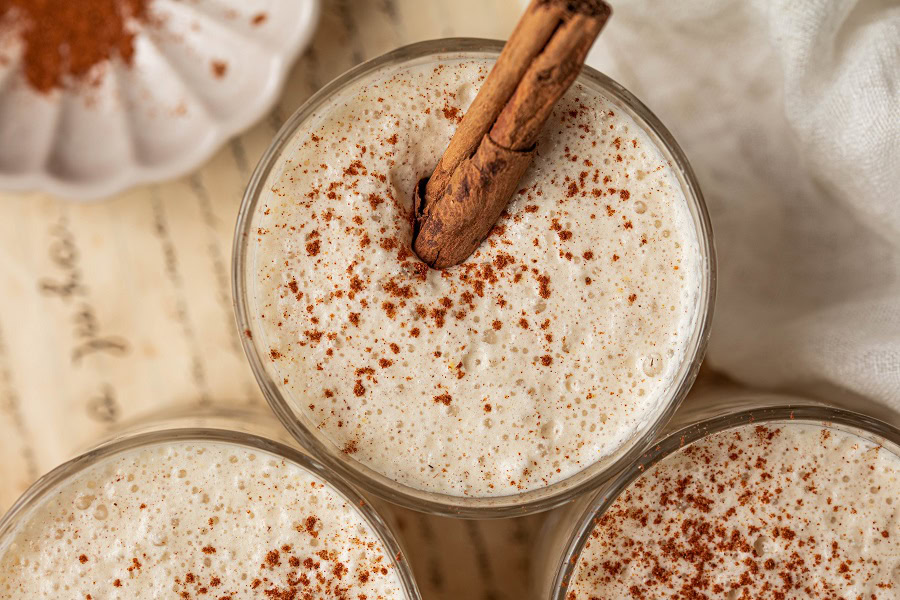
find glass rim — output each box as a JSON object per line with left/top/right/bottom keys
{"left": 548, "top": 404, "right": 900, "bottom": 599}
{"left": 0, "top": 427, "right": 422, "bottom": 600}
{"left": 232, "top": 37, "right": 717, "bottom": 518}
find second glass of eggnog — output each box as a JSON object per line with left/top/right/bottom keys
{"left": 0, "top": 406, "right": 420, "bottom": 599}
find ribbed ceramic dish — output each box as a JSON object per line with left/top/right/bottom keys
{"left": 0, "top": 0, "right": 319, "bottom": 200}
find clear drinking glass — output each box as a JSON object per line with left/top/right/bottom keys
{"left": 232, "top": 39, "right": 717, "bottom": 518}
{"left": 0, "top": 405, "right": 421, "bottom": 600}
{"left": 534, "top": 401, "right": 900, "bottom": 599}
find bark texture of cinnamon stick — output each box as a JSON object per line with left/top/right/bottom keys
{"left": 413, "top": 0, "right": 611, "bottom": 269}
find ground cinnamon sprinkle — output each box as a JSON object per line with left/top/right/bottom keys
{"left": 569, "top": 424, "right": 900, "bottom": 599}
{"left": 433, "top": 392, "right": 452, "bottom": 406}
{"left": 210, "top": 59, "right": 227, "bottom": 78}
{"left": 0, "top": 0, "right": 151, "bottom": 93}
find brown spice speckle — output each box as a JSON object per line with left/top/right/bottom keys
{"left": 433, "top": 393, "right": 452, "bottom": 406}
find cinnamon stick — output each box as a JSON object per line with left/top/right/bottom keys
{"left": 413, "top": 0, "right": 611, "bottom": 269}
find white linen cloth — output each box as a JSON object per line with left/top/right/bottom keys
{"left": 581, "top": 0, "right": 900, "bottom": 423}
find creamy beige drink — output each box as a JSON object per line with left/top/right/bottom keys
{"left": 245, "top": 52, "right": 706, "bottom": 498}
{"left": 0, "top": 440, "right": 408, "bottom": 599}
{"left": 567, "top": 422, "right": 900, "bottom": 599}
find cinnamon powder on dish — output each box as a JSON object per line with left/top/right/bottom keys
{"left": 0, "top": 0, "right": 150, "bottom": 93}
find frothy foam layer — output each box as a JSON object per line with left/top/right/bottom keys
{"left": 0, "top": 441, "right": 406, "bottom": 599}
{"left": 569, "top": 422, "right": 900, "bottom": 599}
{"left": 250, "top": 56, "right": 702, "bottom": 497}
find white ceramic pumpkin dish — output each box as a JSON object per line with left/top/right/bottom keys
{"left": 0, "top": 0, "right": 319, "bottom": 200}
